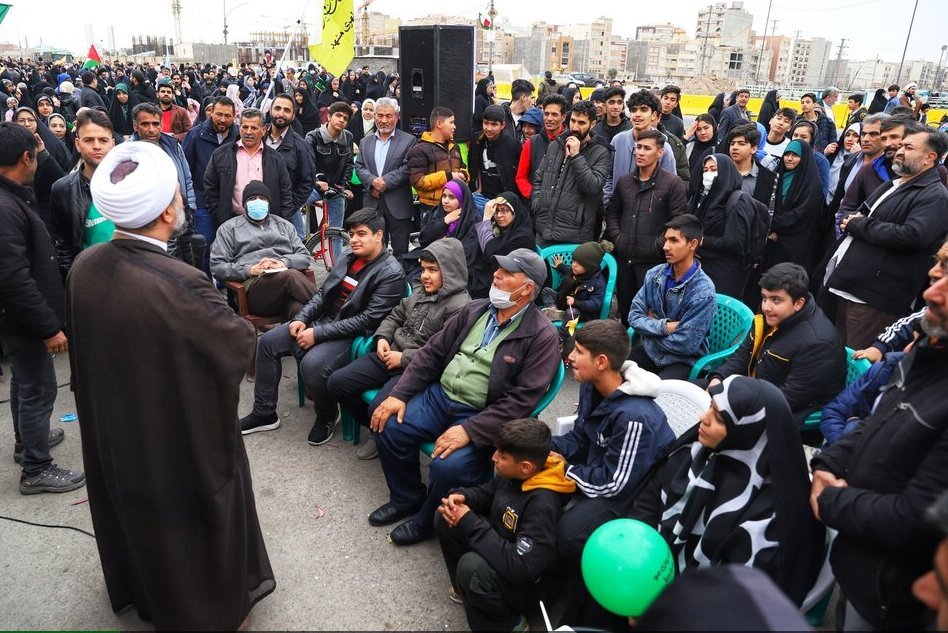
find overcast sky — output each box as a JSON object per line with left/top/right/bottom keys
{"left": 2, "top": 0, "right": 944, "bottom": 64}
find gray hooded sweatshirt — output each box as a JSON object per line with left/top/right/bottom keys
{"left": 374, "top": 237, "right": 471, "bottom": 368}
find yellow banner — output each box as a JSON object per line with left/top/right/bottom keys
{"left": 308, "top": 0, "right": 354, "bottom": 77}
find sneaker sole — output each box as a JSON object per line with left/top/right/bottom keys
{"left": 19, "top": 479, "right": 86, "bottom": 495}
{"left": 241, "top": 417, "right": 281, "bottom": 436}
{"left": 307, "top": 425, "right": 336, "bottom": 446}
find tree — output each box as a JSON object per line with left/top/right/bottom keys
{"left": 607, "top": 68, "right": 618, "bottom": 80}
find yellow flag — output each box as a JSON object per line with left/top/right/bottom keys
{"left": 308, "top": 0, "right": 354, "bottom": 77}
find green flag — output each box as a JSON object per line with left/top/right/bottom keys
{"left": 0, "top": 4, "right": 12, "bottom": 26}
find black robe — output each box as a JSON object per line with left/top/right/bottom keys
{"left": 766, "top": 140, "right": 826, "bottom": 276}
{"left": 469, "top": 191, "right": 536, "bottom": 298}
{"left": 66, "top": 239, "right": 275, "bottom": 630}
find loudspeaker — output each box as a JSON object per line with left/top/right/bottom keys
{"left": 398, "top": 25, "right": 475, "bottom": 142}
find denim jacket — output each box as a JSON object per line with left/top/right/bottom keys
{"left": 628, "top": 262, "right": 717, "bottom": 367}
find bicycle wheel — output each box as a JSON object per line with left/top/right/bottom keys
{"left": 322, "top": 227, "right": 350, "bottom": 272}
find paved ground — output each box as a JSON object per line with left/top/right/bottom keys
{"left": 0, "top": 323, "right": 582, "bottom": 631}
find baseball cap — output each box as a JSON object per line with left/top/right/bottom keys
{"left": 493, "top": 248, "right": 547, "bottom": 288}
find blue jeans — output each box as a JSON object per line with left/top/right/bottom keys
{"left": 193, "top": 206, "right": 217, "bottom": 274}
{"left": 307, "top": 189, "right": 347, "bottom": 263}
{"left": 375, "top": 383, "right": 489, "bottom": 533}
{"left": 2, "top": 334, "right": 56, "bottom": 476}
{"left": 471, "top": 192, "right": 489, "bottom": 214}
{"left": 291, "top": 210, "right": 305, "bottom": 241}
{"left": 252, "top": 323, "right": 353, "bottom": 421}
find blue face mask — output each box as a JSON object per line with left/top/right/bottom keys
{"left": 246, "top": 199, "right": 269, "bottom": 221}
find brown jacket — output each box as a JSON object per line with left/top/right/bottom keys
{"left": 406, "top": 131, "right": 468, "bottom": 207}
{"left": 162, "top": 104, "right": 193, "bottom": 142}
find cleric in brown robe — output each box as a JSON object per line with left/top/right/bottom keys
{"left": 65, "top": 141, "right": 275, "bottom": 630}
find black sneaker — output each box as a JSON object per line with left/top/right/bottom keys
{"left": 19, "top": 464, "right": 86, "bottom": 495}
{"left": 307, "top": 415, "right": 338, "bottom": 446}
{"left": 13, "top": 428, "right": 66, "bottom": 464}
{"left": 240, "top": 411, "right": 281, "bottom": 435}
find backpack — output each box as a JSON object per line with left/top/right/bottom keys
{"left": 727, "top": 190, "right": 771, "bottom": 268}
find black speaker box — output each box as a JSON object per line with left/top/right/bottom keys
{"left": 398, "top": 25, "right": 475, "bottom": 142}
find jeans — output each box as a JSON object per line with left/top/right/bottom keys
{"left": 2, "top": 334, "right": 56, "bottom": 476}
{"left": 556, "top": 495, "right": 631, "bottom": 565}
{"left": 193, "top": 206, "right": 218, "bottom": 274}
{"left": 307, "top": 189, "right": 347, "bottom": 263}
{"left": 375, "top": 383, "right": 488, "bottom": 533}
{"left": 252, "top": 323, "right": 353, "bottom": 421}
{"left": 471, "top": 191, "right": 489, "bottom": 214}
{"left": 291, "top": 209, "right": 305, "bottom": 240}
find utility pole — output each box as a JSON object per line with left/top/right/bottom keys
{"left": 895, "top": 0, "right": 919, "bottom": 84}
{"left": 487, "top": 0, "right": 497, "bottom": 76}
{"left": 935, "top": 44, "right": 947, "bottom": 92}
{"left": 832, "top": 38, "right": 847, "bottom": 87}
{"left": 754, "top": 0, "right": 773, "bottom": 84}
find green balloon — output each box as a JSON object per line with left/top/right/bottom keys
{"left": 581, "top": 519, "right": 675, "bottom": 617}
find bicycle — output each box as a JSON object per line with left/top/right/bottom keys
{"left": 303, "top": 200, "right": 349, "bottom": 272}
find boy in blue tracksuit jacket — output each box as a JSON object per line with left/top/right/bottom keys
{"left": 551, "top": 320, "right": 675, "bottom": 563}
{"left": 820, "top": 352, "right": 904, "bottom": 445}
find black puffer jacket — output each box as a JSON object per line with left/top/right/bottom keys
{"left": 0, "top": 175, "right": 64, "bottom": 340}
{"left": 812, "top": 341, "right": 948, "bottom": 629}
{"left": 294, "top": 250, "right": 405, "bottom": 341}
{"left": 531, "top": 133, "right": 613, "bottom": 245}
{"left": 604, "top": 168, "right": 688, "bottom": 265}
{"left": 204, "top": 142, "right": 294, "bottom": 225}
{"left": 710, "top": 297, "right": 846, "bottom": 421}
{"left": 48, "top": 169, "right": 92, "bottom": 280}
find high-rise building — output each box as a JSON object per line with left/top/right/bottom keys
{"left": 695, "top": 2, "right": 754, "bottom": 48}
{"left": 787, "top": 36, "right": 832, "bottom": 87}
{"left": 560, "top": 17, "right": 613, "bottom": 76}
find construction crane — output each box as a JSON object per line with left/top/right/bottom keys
{"left": 358, "top": 0, "right": 377, "bottom": 48}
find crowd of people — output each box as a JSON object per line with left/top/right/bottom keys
{"left": 1, "top": 52, "right": 948, "bottom": 631}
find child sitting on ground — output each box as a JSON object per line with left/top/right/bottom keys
{"left": 435, "top": 418, "right": 575, "bottom": 632}
{"left": 544, "top": 240, "right": 612, "bottom": 323}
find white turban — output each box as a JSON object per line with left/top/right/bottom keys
{"left": 90, "top": 141, "right": 179, "bottom": 229}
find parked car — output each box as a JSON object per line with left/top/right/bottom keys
{"left": 570, "top": 72, "right": 603, "bottom": 87}
{"left": 552, "top": 73, "right": 585, "bottom": 87}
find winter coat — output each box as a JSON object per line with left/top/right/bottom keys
{"left": 715, "top": 104, "right": 751, "bottom": 152}
{"left": 182, "top": 118, "right": 239, "bottom": 209}
{"left": 407, "top": 131, "right": 468, "bottom": 207}
{"left": 604, "top": 168, "right": 688, "bottom": 266}
{"left": 711, "top": 297, "right": 846, "bottom": 422}
{"left": 305, "top": 125, "right": 354, "bottom": 189}
{"left": 294, "top": 250, "right": 405, "bottom": 341}
{"left": 203, "top": 141, "right": 294, "bottom": 225}
{"left": 628, "top": 262, "right": 717, "bottom": 367}
{"left": 448, "top": 455, "right": 573, "bottom": 585}
{"left": 552, "top": 361, "right": 675, "bottom": 500}
{"left": 468, "top": 131, "right": 521, "bottom": 199}
{"left": 209, "top": 214, "right": 311, "bottom": 282}
{"left": 812, "top": 341, "right": 948, "bottom": 629}
{"left": 820, "top": 352, "right": 904, "bottom": 445}
{"left": 389, "top": 299, "right": 561, "bottom": 448}
{"left": 827, "top": 166, "right": 948, "bottom": 316}
{"left": 374, "top": 238, "right": 470, "bottom": 368}
{"left": 869, "top": 309, "right": 924, "bottom": 356}
{"left": 606, "top": 130, "right": 678, "bottom": 203}
{"left": 531, "top": 133, "right": 613, "bottom": 245}
{"left": 48, "top": 169, "right": 93, "bottom": 279}
{"left": 553, "top": 263, "right": 606, "bottom": 322}
{"left": 0, "top": 175, "right": 64, "bottom": 340}
{"left": 269, "top": 126, "right": 317, "bottom": 210}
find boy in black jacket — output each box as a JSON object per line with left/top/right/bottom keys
{"left": 435, "top": 418, "right": 575, "bottom": 632}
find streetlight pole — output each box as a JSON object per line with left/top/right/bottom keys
{"left": 895, "top": 0, "right": 918, "bottom": 85}
{"left": 936, "top": 44, "right": 947, "bottom": 93}
{"left": 755, "top": 0, "right": 773, "bottom": 84}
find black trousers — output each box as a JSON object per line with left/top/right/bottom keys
{"left": 326, "top": 352, "right": 402, "bottom": 427}
{"left": 616, "top": 261, "right": 658, "bottom": 326}
{"left": 384, "top": 210, "right": 414, "bottom": 260}
{"left": 435, "top": 512, "right": 536, "bottom": 631}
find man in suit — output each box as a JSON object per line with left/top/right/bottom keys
{"left": 355, "top": 97, "right": 418, "bottom": 258}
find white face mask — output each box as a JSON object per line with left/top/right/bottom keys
{"left": 489, "top": 283, "right": 527, "bottom": 309}
{"left": 702, "top": 171, "right": 717, "bottom": 192}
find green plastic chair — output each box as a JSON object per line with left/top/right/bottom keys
{"left": 538, "top": 244, "right": 618, "bottom": 323}
{"left": 687, "top": 294, "right": 755, "bottom": 380}
{"left": 799, "top": 347, "right": 872, "bottom": 434}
